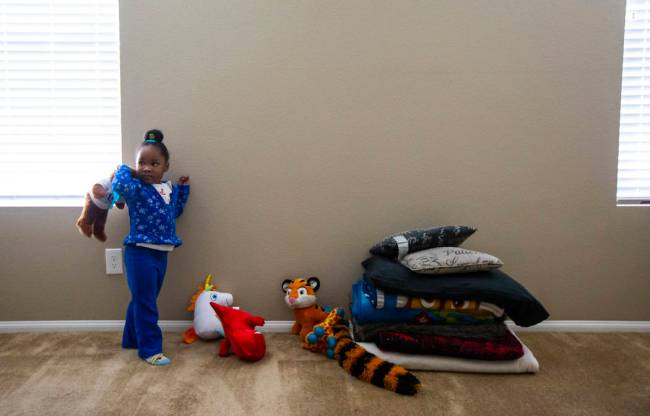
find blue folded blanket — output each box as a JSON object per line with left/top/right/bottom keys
{"left": 351, "top": 278, "right": 501, "bottom": 325}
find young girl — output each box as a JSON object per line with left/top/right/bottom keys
{"left": 112, "top": 129, "right": 190, "bottom": 366}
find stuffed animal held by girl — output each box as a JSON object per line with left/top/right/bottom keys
{"left": 75, "top": 174, "right": 125, "bottom": 242}
{"left": 183, "top": 274, "right": 234, "bottom": 344}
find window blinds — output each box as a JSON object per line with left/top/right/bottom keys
{"left": 0, "top": 0, "right": 121, "bottom": 205}
{"left": 619, "top": 0, "right": 650, "bottom": 204}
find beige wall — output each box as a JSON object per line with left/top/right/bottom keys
{"left": 1, "top": 0, "right": 649, "bottom": 322}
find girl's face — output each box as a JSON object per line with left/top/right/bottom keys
{"left": 135, "top": 145, "right": 169, "bottom": 184}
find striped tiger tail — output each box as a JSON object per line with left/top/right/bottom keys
{"left": 331, "top": 324, "right": 421, "bottom": 395}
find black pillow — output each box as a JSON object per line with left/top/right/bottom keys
{"left": 369, "top": 225, "right": 477, "bottom": 259}
{"left": 362, "top": 255, "right": 549, "bottom": 327}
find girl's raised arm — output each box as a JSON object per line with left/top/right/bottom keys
{"left": 173, "top": 177, "right": 190, "bottom": 218}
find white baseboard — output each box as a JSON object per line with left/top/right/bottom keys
{"left": 0, "top": 320, "right": 294, "bottom": 333}
{"left": 0, "top": 320, "right": 649, "bottom": 333}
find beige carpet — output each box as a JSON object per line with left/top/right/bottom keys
{"left": 0, "top": 331, "right": 649, "bottom": 416}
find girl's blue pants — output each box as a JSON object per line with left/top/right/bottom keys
{"left": 122, "top": 245, "right": 168, "bottom": 359}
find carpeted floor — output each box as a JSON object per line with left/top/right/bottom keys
{"left": 0, "top": 331, "right": 649, "bottom": 416}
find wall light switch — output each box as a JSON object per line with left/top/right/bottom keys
{"left": 105, "top": 248, "right": 123, "bottom": 275}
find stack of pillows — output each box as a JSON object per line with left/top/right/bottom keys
{"left": 350, "top": 225, "right": 549, "bottom": 373}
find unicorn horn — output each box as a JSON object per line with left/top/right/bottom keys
{"left": 204, "top": 274, "right": 213, "bottom": 291}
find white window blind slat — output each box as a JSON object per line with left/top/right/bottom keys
{"left": 0, "top": 0, "right": 121, "bottom": 204}
{"left": 618, "top": 0, "right": 650, "bottom": 204}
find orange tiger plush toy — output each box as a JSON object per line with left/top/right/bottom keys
{"left": 282, "top": 277, "right": 421, "bottom": 395}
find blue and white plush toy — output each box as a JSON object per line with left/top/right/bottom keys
{"left": 75, "top": 174, "right": 125, "bottom": 242}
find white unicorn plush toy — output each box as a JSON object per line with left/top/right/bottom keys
{"left": 183, "top": 274, "right": 234, "bottom": 344}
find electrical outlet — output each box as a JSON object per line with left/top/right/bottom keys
{"left": 105, "top": 248, "right": 123, "bottom": 275}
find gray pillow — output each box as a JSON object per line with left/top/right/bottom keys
{"left": 369, "top": 225, "right": 477, "bottom": 260}
{"left": 400, "top": 247, "right": 503, "bottom": 274}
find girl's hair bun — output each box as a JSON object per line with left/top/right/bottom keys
{"left": 144, "top": 129, "right": 164, "bottom": 142}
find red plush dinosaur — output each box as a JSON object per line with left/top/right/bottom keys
{"left": 210, "top": 302, "right": 266, "bottom": 362}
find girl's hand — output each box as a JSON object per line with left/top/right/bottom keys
{"left": 177, "top": 176, "right": 190, "bottom": 185}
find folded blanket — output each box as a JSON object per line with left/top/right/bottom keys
{"left": 358, "top": 329, "right": 539, "bottom": 373}
{"left": 351, "top": 317, "right": 508, "bottom": 342}
{"left": 358, "top": 277, "right": 505, "bottom": 316}
{"left": 362, "top": 255, "right": 549, "bottom": 327}
{"left": 351, "top": 278, "right": 502, "bottom": 325}
{"left": 376, "top": 329, "right": 524, "bottom": 360}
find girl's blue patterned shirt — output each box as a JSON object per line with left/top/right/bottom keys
{"left": 112, "top": 164, "right": 190, "bottom": 247}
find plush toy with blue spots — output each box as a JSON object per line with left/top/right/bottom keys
{"left": 304, "top": 307, "right": 345, "bottom": 358}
